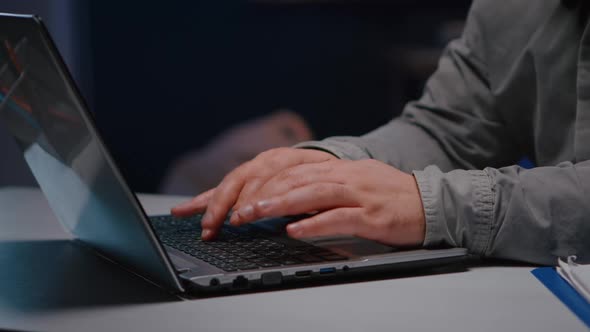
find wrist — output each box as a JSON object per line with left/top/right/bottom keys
{"left": 411, "top": 174, "right": 427, "bottom": 246}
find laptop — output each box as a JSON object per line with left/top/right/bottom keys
{"left": 0, "top": 13, "right": 467, "bottom": 294}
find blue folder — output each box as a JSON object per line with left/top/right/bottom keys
{"left": 532, "top": 267, "right": 590, "bottom": 328}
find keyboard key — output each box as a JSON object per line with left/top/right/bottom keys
{"left": 277, "top": 259, "right": 300, "bottom": 265}
{"left": 151, "top": 215, "right": 337, "bottom": 271}
{"left": 236, "top": 263, "right": 259, "bottom": 270}
{"left": 259, "top": 261, "right": 280, "bottom": 268}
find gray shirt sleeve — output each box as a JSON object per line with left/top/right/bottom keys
{"left": 415, "top": 162, "right": 590, "bottom": 266}
{"left": 295, "top": 1, "right": 590, "bottom": 265}
{"left": 296, "top": 0, "right": 519, "bottom": 172}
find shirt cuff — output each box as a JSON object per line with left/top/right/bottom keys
{"left": 293, "top": 138, "right": 372, "bottom": 161}
{"left": 413, "top": 165, "right": 495, "bottom": 255}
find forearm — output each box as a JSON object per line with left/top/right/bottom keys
{"left": 295, "top": 6, "right": 516, "bottom": 172}
{"left": 294, "top": 117, "right": 456, "bottom": 173}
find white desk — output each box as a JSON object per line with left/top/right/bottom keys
{"left": 0, "top": 187, "right": 585, "bottom": 332}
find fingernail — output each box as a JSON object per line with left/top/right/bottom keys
{"left": 201, "top": 229, "right": 211, "bottom": 239}
{"left": 238, "top": 205, "right": 254, "bottom": 219}
{"left": 287, "top": 223, "right": 302, "bottom": 237}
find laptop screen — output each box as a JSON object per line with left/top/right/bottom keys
{"left": 0, "top": 14, "right": 181, "bottom": 291}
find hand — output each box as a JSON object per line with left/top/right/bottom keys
{"left": 171, "top": 147, "right": 338, "bottom": 239}
{"left": 228, "top": 159, "right": 426, "bottom": 247}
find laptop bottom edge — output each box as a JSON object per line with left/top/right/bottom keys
{"left": 178, "top": 250, "right": 468, "bottom": 295}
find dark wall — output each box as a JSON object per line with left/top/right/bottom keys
{"left": 89, "top": 1, "right": 471, "bottom": 192}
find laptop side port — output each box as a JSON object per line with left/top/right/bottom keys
{"left": 295, "top": 270, "right": 312, "bottom": 278}
{"left": 261, "top": 271, "right": 283, "bottom": 286}
{"left": 232, "top": 276, "right": 248, "bottom": 289}
{"left": 319, "top": 267, "right": 336, "bottom": 275}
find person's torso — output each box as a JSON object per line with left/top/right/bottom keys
{"left": 479, "top": 0, "right": 590, "bottom": 166}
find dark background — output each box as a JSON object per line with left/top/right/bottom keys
{"left": 89, "top": 1, "right": 471, "bottom": 192}
{"left": 0, "top": 0, "right": 472, "bottom": 192}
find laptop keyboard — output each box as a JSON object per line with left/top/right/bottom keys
{"left": 150, "top": 215, "right": 347, "bottom": 272}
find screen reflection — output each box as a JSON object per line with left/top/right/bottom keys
{"left": 0, "top": 17, "right": 180, "bottom": 291}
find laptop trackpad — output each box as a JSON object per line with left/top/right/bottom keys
{"left": 168, "top": 252, "right": 200, "bottom": 271}
{"left": 252, "top": 217, "right": 396, "bottom": 257}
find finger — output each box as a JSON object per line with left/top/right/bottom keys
{"left": 233, "top": 176, "right": 266, "bottom": 211}
{"left": 202, "top": 148, "right": 337, "bottom": 238}
{"left": 232, "top": 182, "right": 358, "bottom": 225}
{"left": 203, "top": 149, "right": 326, "bottom": 231}
{"left": 200, "top": 165, "right": 252, "bottom": 236}
{"left": 229, "top": 177, "right": 266, "bottom": 224}
{"left": 285, "top": 207, "right": 364, "bottom": 239}
{"left": 171, "top": 188, "right": 215, "bottom": 217}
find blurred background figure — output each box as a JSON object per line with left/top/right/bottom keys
{"left": 160, "top": 110, "right": 313, "bottom": 194}
{"left": 0, "top": 0, "right": 470, "bottom": 195}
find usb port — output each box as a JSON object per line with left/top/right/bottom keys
{"left": 319, "top": 267, "right": 336, "bottom": 275}
{"left": 295, "top": 270, "right": 312, "bottom": 277}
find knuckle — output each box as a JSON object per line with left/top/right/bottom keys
{"left": 243, "top": 176, "right": 263, "bottom": 191}
{"left": 276, "top": 167, "right": 296, "bottom": 182}
{"left": 330, "top": 184, "right": 348, "bottom": 199}
{"left": 366, "top": 217, "right": 381, "bottom": 230}
{"left": 315, "top": 183, "right": 346, "bottom": 199}
{"left": 256, "top": 197, "right": 284, "bottom": 215}
{"left": 273, "top": 167, "right": 303, "bottom": 189}
{"left": 314, "top": 184, "right": 331, "bottom": 198}
{"left": 258, "top": 152, "right": 283, "bottom": 171}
